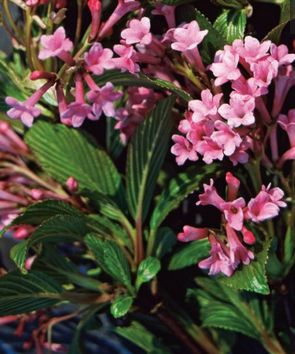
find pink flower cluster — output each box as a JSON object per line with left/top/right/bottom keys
{"left": 178, "top": 173, "right": 286, "bottom": 276}
{"left": 171, "top": 36, "right": 295, "bottom": 167}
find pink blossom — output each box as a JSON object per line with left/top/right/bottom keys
{"left": 211, "top": 121, "right": 242, "bottom": 156}
{"left": 229, "top": 141, "right": 249, "bottom": 166}
{"left": 231, "top": 78, "right": 268, "bottom": 100}
{"left": 84, "top": 43, "right": 115, "bottom": 75}
{"left": 171, "top": 135, "right": 198, "bottom": 165}
{"left": 278, "top": 109, "right": 295, "bottom": 148}
{"left": 187, "top": 120, "right": 214, "bottom": 149}
{"left": 113, "top": 43, "right": 140, "bottom": 74}
{"left": 241, "top": 226, "right": 256, "bottom": 245}
{"left": 197, "top": 179, "right": 225, "bottom": 210}
{"left": 278, "top": 147, "right": 295, "bottom": 168}
{"left": 171, "top": 21, "right": 207, "bottom": 52}
{"left": 237, "top": 36, "right": 270, "bottom": 64}
{"left": 251, "top": 58, "right": 278, "bottom": 87}
{"left": 121, "top": 17, "right": 152, "bottom": 45}
{"left": 87, "top": 82, "right": 123, "bottom": 119}
{"left": 39, "top": 27, "right": 75, "bottom": 66}
{"left": 0, "top": 121, "right": 28, "bottom": 153}
{"left": 270, "top": 43, "right": 295, "bottom": 66}
{"left": 210, "top": 50, "right": 241, "bottom": 86}
{"left": 178, "top": 111, "right": 193, "bottom": 134}
{"left": 218, "top": 95, "right": 255, "bottom": 128}
{"left": 152, "top": 2, "right": 176, "bottom": 28}
{"left": 88, "top": 0, "right": 102, "bottom": 42}
{"left": 272, "top": 67, "right": 295, "bottom": 117}
{"left": 199, "top": 235, "right": 235, "bottom": 277}
{"left": 115, "top": 108, "right": 143, "bottom": 144}
{"left": 13, "top": 226, "right": 35, "bottom": 240}
{"left": 189, "top": 89, "right": 223, "bottom": 122}
{"left": 225, "top": 224, "right": 254, "bottom": 266}
{"left": 66, "top": 176, "right": 78, "bottom": 193}
{"left": 221, "top": 197, "right": 246, "bottom": 231}
{"left": 225, "top": 172, "right": 240, "bottom": 201}
{"left": 262, "top": 184, "right": 287, "bottom": 208}
{"left": 246, "top": 191, "right": 281, "bottom": 222}
{"left": 197, "top": 138, "right": 224, "bottom": 164}
{"left": 178, "top": 226, "right": 208, "bottom": 242}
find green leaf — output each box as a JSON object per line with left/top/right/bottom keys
{"left": 85, "top": 235, "right": 134, "bottom": 294}
{"left": 11, "top": 215, "right": 91, "bottom": 270}
{"left": 126, "top": 96, "right": 176, "bottom": 223}
{"left": 25, "top": 121, "right": 126, "bottom": 210}
{"left": 264, "top": 0, "right": 295, "bottom": 44}
{"left": 153, "top": 227, "right": 177, "bottom": 259}
{"left": 115, "top": 321, "right": 172, "bottom": 354}
{"left": 136, "top": 257, "right": 161, "bottom": 290}
{"left": 214, "top": 9, "right": 247, "bottom": 43}
{"left": 150, "top": 165, "right": 221, "bottom": 231}
{"left": 220, "top": 239, "right": 271, "bottom": 295}
{"left": 1, "top": 199, "right": 84, "bottom": 236}
{"left": 213, "top": 0, "right": 249, "bottom": 9}
{"left": 0, "top": 271, "right": 62, "bottom": 315}
{"left": 168, "top": 239, "right": 210, "bottom": 270}
{"left": 111, "top": 295, "right": 133, "bottom": 318}
{"left": 156, "top": 0, "right": 196, "bottom": 5}
{"left": 95, "top": 70, "right": 191, "bottom": 102}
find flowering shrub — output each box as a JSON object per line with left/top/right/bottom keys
{"left": 0, "top": 0, "right": 295, "bottom": 353}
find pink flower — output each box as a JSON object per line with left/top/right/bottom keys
{"left": 197, "top": 179, "right": 225, "bottom": 210}
{"left": 0, "top": 121, "right": 28, "bottom": 153}
{"left": 152, "top": 2, "right": 176, "bottom": 28}
{"left": 262, "top": 184, "right": 287, "bottom": 208}
{"left": 121, "top": 17, "right": 152, "bottom": 45}
{"left": 188, "top": 89, "right": 223, "bottom": 122}
{"left": 251, "top": 58, "right": 278, "bottom": 87}
{"left": 225, "top": 172, "right": 240, "bottom": 201}
{"left": 187, "top": 120, "right": 214, "bottom": 149}
{"left": 210, "top": 121, "right": 242, "bottom": 156}
{"left": 231, "top": 78, "right": 268, "bottom": 100}
{"left": 84, "top": 43, "right": 115, "bottom": 75}
{"left": 178, "top": 226, "right": 208, "bottom": 242}
{"left": 225, "top": 224, "right": 254, "bottom": 266}
{"left": 115, "top": 108, "right": 143, "bottom": 144}
{"left": 113, "top": 43, "right": 140, "bottom": 74}
{"left": 241, "top": 226, "right": 256, "bottom": 245}
{"left": 199, "top": 235, "right": 235, "bottom": 277}
{"left": 278, "top": 109, "right": 295, "bottom": 148}
{"left": 229, "top": 141, "right": 249, "bottom": 166}
{"left": 171, "top": 21, "right": 207, "bottom": 52}
{"left": 237, "top": 36, "right": 270, "bottom": 64}
{"left": 197, "top": 138, "right": 224, "bottom": 164}
{"left": 221, "top": 197, "right": 246, "bottom": 231}
{"left": 272, "top": 67, "right": 295, "bottom": 117}
{"left": 88, "top": 0, "right": 102, "bottom": 42}
{"left": 87, "top": 82, "right": 123, "bottom": 119}
{"left": 171, "top": 135, "right": 198, "bottom": 165}
{"left": 246, "top": 191, "right": 281, "bottom": 222}
{"left": 39, "top": 27, "right": 75, "bottom": 66}
{"left": 270, "top": 43, "right": 295, "bottom": 66}
{"left": 210, "top": 50, "right": 241, "bottom": 86}
{"left": 66, "top": 176, "right": 78, "bottom": 193}
{"left": 218, "top": 95, "right": 255, "bottom": 128}
{"left": 5, "top": 80, "right": 55, "bottom": 127}
{"left": 13, "top": 226, "right": 35, "bottom": 240}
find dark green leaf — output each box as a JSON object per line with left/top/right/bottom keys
{"left": 85, "top": 235, "right": 134, "bottom": 294}
{"left": 95, "top": 70, "right": 191, "bottom": 102}
{"left": 11, "top": 215, "right": 90, "bottom": 270}
{"left": 153, "top": 227, "right": 177, "bottom": 259}
{"left": 0, "top": 271, "right": 62, "bottom": 315}
{"left": 150, "top": 165, "right": 221, "bottom": 231}
{"left": 25, "top": 121, "right": 126, "bottom": 210}
{"left": 111, "top": 295, "right": 133, "bottom": 318}
{"left": 115, "top": 321, "right": 172, "bottom": 354}
{"left": 136, "top": 257, "right": 161, "bottom": 290}
{"left": 220, "top": 239, "right": 271, "bottom": 295}
{"left": 214, "top": 10, "right": 247, "bottom": 43}
{"left": 168, "top": 239, "right": 210, "bottom": 270}
{"left": 126, "top": 96, "right": 176, "bottom": 223}
{"left": 155, "top": 0, "right": 196, "bottom": 5}
{"left": 213, "top": 0, "right": 248, "bottom": 9}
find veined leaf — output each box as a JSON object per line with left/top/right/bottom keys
{"left": 25, "top": 121, "right": 126, "bottom": 210}
{"left": 150, "top": 165, "right": 221, "bottom": 232}
{"left": 152, "top": 227, "right": 177, "bottom": 259}
{"left": 0, "top": 271, "right": 62, "bottom": 315}
{"left": 214, "top": 9, "right": 247, "bottom": 43}
{"left": 111, "top": 295, "right": 133, "bottom": 318}
{"left": 85, "top": 235, "right": 134, "bottom": 294}
{"left": 11, "top": 215, "right": 91, "bottom": 270}
{"left": 220, "top": 239, "right": 271, "bottom": 295}
{"left": 168, "top": 239, "right": 210, "bottom": 270}
{"left": 95, "top": 70, "right": 191, "bottom": 102}
{"left": 126, "top": 96, "right": 175, "bottom": 223}
{"left": 136, "top": 257, "right": 161, "bottom": 290}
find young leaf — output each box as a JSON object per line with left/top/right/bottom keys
{"left": 115, "top": 321, "right": 172, "bottom": 354}
{"left": 95, "top": 70, "right": 191, "bottom": 102}
{"left": 126, "top": 96, "right": 176, "bottom": 223}
{"left": 25, "top": 121, "right": 126, "bottom": 210}
{"left": 0, "top": 271, "right": 62, "bottom": 315}
{"left": 213, "top": 9, "right": 247, "bottom": 43}
{"left": 85, "top": 235, "right": 134, "bottom": 294}
{"left": 168, "top": 239, "right": 210, "bottom": 270}
{"left": 136, "top": 257, "right": 161, "bottom": 290}
{"left": 111, "top": 295, "right": 133, "bottom": 318}
{"left": 150, "top": 165, "right": 221, "bottom": 232}
{"left": 219, "top": 239, "right": 271, "bottom": 295}
{"left": 11, "top": 215, "right": 91, "bottom": 270}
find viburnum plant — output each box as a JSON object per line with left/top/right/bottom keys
{"left": 0, "top": 0, "right": 295, "bottom": 353}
